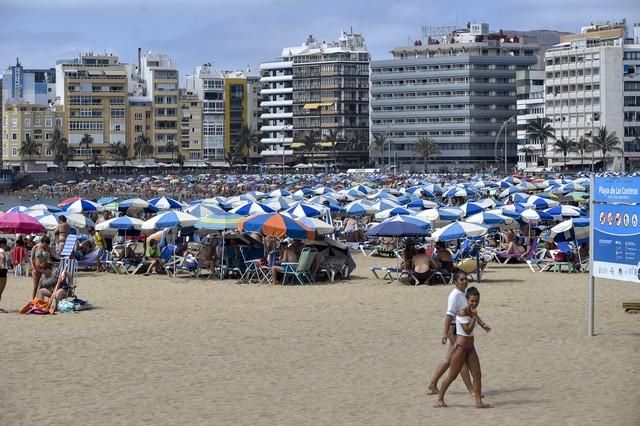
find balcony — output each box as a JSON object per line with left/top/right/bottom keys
{"left": 260, "top": 100, "right": 294, "bottom": 107}
{"left": 261, "top": 87, "right": 293, "bottom": 95}
{"left": 260, "top": 112, "right": 293, "bottom": 119}
{"left": 260, "top": 124, "right": 293, "bottom": 132}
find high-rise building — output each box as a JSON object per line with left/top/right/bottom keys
{"left": 178, "top": 89, "right": 203, "bottom": 163}
{"left": 2, "top": 59, "right": 56, "bottom": 106}
{"left": 623, "top": 23, "right": 640, "bottom": 170}
{"left": 370, "top": 23, "right": 539, "bottom": 172}
{"left": 56, "top": 53, "right": 128, "bottom": 161}
{"left": 516, "top": 69, "right": 545, "bottom": 171}
{"left": 259, "top": 58, "right": 294, "bottom": 165}
{"left": 140, "top": 52, "right": 180, "bottom": 163}
{"left": 544, "top": 20, "right": 639, "bottom": 171}
{"left": 222, "top": 70, "right": 261, "bottom": 159}
{"left": 260, "top": 30, "right": 370, "bottom": 169}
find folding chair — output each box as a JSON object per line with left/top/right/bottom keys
{"left": 59, "top": 234, "right": 79, "bottom": 258}
{"left": 59, "top": 258, "right": 79, "bottom": 298}
{"left": 237, "top": 246, "right": 268, "bottom": 284}
{"left": 281, "top": 248, "right": 317, "bottom": 285}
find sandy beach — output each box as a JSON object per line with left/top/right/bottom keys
{"left": 1, "top": 254, "right": 638, "bottom": 426}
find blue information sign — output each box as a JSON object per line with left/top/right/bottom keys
{"left": 592, "top": 177, "right": 640, "bottom": 283}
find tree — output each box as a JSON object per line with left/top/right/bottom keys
{"left": 49, "top": 129, "right": 73, "bottom": 177}
{"left": 349, "top": 129, "right": 367, "bottom": 152}
{"left": 303, "top": 132, "right": 319, "bottom": 174}
{"left": 19, "top": 134, "right": 38, "bottom": 162}
{"left": 413, "top": 136, "right": 441, "bottom": 173}
{"left": 371, "top": 133, "right": 387, "bottom": 167}
{"left": 175, "top": 152, "right": 185, "bottom": 174}
{"left": 574, "top": 136, "right": 592, "bottom": 171}
{"left": 518, "top": 145, "right": 538, "bottom": 169}
{"left": 134, "top": 134, "right": 152, "bottom": 164}
{"left": 590, "top": 126, "right": 622, "bottom": 171}
{"left": 552, "top": 136, "right": 576, "bottom": 171}
{"left": 224, "top": 149, "right": 239, "bottom": 169}
{"left": 326, "top": 129, "right": 341, "bottom": 169}
{"left": 79, "top": 133, "right": 94, "bottom": 158}
{"left": 166, "top": 141, "right": 176, "bottom": 164}
{"left": 526, "top": 117, "right": 555, "bottom": 167}
{"left": 235, "top": 126, "right": 263, "bottom": 165}
{"left": 109, "top": 141, "right": 129, "bottom": 168}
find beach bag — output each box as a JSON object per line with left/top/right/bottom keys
{"left": 58, "top": 299, "right": 75, "bottom": 313}
{"left": 19, "top": 298, "right": 54, "bottom": 315}
{"left": 72, "top": 297, "right": 94, "bottom": 311}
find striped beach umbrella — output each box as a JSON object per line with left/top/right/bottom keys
{"left": 142, "top": 210, "right": 198, "bottom": 231}
{"left": 269, "top": 189, "right": 291, "bottom": 197}
{"left": 64, "top": 199, "right": 105, "bottom": 213}
{"left": 34, "top": 214, "right": 60, "bottom": 231}
{"left": 417, "top": 207, "right": 463, "bottom": 223}
{"left": 120, "top": 198, "right": 151, "bottom": 211}
{"left": 230, "top": 201, "right": 276, "bottom": 216}
{"left": 286, "top": 203, "right": 327, "bottom": 218}
{"left": 293, "top": 216, "right": 335, "bottom": 235}
{"left": 431, "top": 221, "right": 489, "bottom": 242}
{"left": 406, "top": 199, "right": 438, "bottom": 210}
{"left": 66, "top": 213, "right": 95, "bottom": 231}
{"left": 526, "top": 195, "right": 560, "bottom": 209}
{"left": 95, "top": 216, "right": 144, "bottom": 231}
{"left": 184, "top": 204, "right": 224, "bottom": 218}
{"left": 374, "top": 207, "right": 414, "bottom": 221}
{"left": 29, "top": 203, "right": 62, "bottom": 213}
{"left": 148, "top": 196, "right": 184, "bottom": 210}
{"left": 547, "top": 217, "right": 589, "bottom": 243}
{"left": 366, "top": 215, "right": 430, "bottom": 238}
{"left": 544, "top": 205, "right": 584, "bottom": 218}
{"left": 465, "top": 212, "right": 516, "bottom": 227}
{"left": 238, "top": 213, "right": 315, "bottom": 239}
{"left": 520, "top": 209, "right": 555, "bottom": 223}
{"left": 58, "top": 196, "right": 81, "bottom": 207}
{"left": 6, "top": 206, "right": 29, "bottom": 213}
{"left": 195, "top": 212, "right": 243, "bottom": 231}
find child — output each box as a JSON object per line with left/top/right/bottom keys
{"left": 11, "top": 238, "right": 28, "bottom": 276}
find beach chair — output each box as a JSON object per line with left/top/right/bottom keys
{"left": 281, "top": 248, "right": 316, "bottom": 285}
{"left": 237, "top": 246, "right": 268, "bottom": 284}
{"left": 59, "top": 234, "right": 79, "bottom": 258}
{"left": 59, "top": 258, "right": 79, "bottom": 298}
{"left": 494, "top": 237, "right": 536, "bottom": 265}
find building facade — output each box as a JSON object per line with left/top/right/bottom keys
{"left": 260, "top": 30, "right": 370, "bottom": 169}
{"left": 544, "top": 20, "right": 636, "bottom": 171}
{"left": 370, "top": 23, "right": 538, "bottom": 172}
{"left": 1, "top": 59, "right": 56, "bottom": 106}
{"left": 178, "top": 89, "right": 203, "bottom": 162}
{"left": 623, "top": 23, "right": 640, "bottom": 170}
{"left": 516, "top": 69, "right": 545, "bottom": 171}
{"left": 55, "top": 53, "right": 129, "bottom": 161}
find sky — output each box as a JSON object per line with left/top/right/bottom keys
{"left": 1, "top": 0, "right": 638, "bottom": 83}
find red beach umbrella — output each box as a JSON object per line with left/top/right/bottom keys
{"left": 0, "top": 212, "right": 47, "bottom": 234}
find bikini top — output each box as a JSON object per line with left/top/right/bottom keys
{"left": 34, "top": 247, "right": 51, "bottom": 261}
{"left": 456, "top": 315, "right": 474, "bottom": 337}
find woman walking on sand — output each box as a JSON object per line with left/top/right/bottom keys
{"left": 435, "top": 286, "right": 491, "bottom": 409}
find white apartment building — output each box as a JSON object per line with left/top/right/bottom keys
{"left": 186, "top": 64, "right": 225, "bottom": 162}
{"left": 623, "top": 23, "right": 640, "bottom": 170}
{"left": 259, "top": 59, "right": 294, "bottom": 162}
{"left": 544, "top": 20, "right": 630, "bottom": 171}
{"left": 516, "top": 69, "right": 545, "bottom": 171}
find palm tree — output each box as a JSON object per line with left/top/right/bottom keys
{"left": 371, "top": 133, "right": 387, "bottom": 167}
{"left": 552, "top": 136, "right": 576, "bottom": 171}
{"left": 109, "top": 142, "right": 129, "bottom": 168}
{"left": 413, "top": 136, "right": 441, "bottom": 173}
{"left": 349, "top": 129, "right": 367, "bottom": 152}
{"left": 224, "top": 149, "right": 239, "bottom": 169}
{"left": 48, "top": 127, "right": 67, "bottom": 154}
{"left": 53, "top": 144, "right": 73, "bottom": 178}
{"left": 79, "top": 133, "right": 94, "bottom": 159}
{"left": 235, "top": 126, "right": 262, "bottom": 165}
{"left": 19, "top": 134, "right": 38, "bottom": 162}
{"left": 303, "top": 132, "right": 319, "bottom": 174}
{"left": 175, "top": 152, "right": 185, "bottom": 174}
{"left": 326, "top": 129, "right": 341, "bottom": 169}
{"left": 518, "top": 146, "right": 538, "bottom": 169}
{"left": 574, "top": 136, "right": 592, "bottom": 171}
{"left": 591, "top": 126, "right": 622, "bottom": 171}
{"left": 526, "top": 118, "right": 555, "bottom": 167}
{"left": 165, "top": 141, "right": 176, "bottom": 164}
{"left": 134, "top": 134, "right": 152, "bottom": 164}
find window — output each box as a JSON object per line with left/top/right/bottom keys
{"left": 24, "top": 118, "right": 31, "bottom": 127}
{"left": 111, "top": 108, "right": 126, "bottom": 119}
{"left": 134, "top": 113, "right": 143, "bottom": 120}
{"left": 68, "top": 121, "right": 103, "bottom": 131}
{"left": 45, "top": 148, "right": 52, "bottom": 156}
{"left": 45, "top": 118, "right": 53, "bottom": 127}
{"left": 55, "top": 118, "right": 62, "bottom": 127}
{"left": 45, "top": 133, "right": 52, "bottom": 140}
{"left": 34, "top": 118, "right": 41, "bottom": 126}
{"left": 12, "top": 147, "right": 17, "bottom": 156}
{"left": 11, "top": 119, "right": 17, "bottom": 128}
{"left": 135, "top": 125, "right": 143, "bottom": 132}
{"left": 12, "top": 133, "right": 17, "bottom": 140}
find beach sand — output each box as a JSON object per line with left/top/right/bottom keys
{"left": 1, "top": 255, "right": 638, "bottom": 426}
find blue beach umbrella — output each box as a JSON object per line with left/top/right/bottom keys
{"left": 286, "top": 203, "right": 327, "bottom": 218}
{"left": 526, "top": 195, "right": 560, "bottom": 209}
{"left": 195, "top": 212, "right": 243, "bottom": 231}
{"left": 29, "top": 203, "right": 63, "bottom": 213}
{"left": 230, "top": 201, "right": 276, "bottom": 216}
{"left": 343, "top": 201, "right": 368, "bottom": 217}
{"left": 431, "top": 221, "right": 489, "bottom": 242}
{"left": 544, "top": 205, "right": 584, "bottom": 218}
{"left": 148, "top": 196, "right": 184, "bottom": 210}
{"left": 406, "top": 199, "right": 438, "bottom": 210}
{"left": 119, "top": 198, "right": 152, "bottom": 211}
{"left": 465, "top": 212, "right": 515, "bottom": 227}
{"left": 142, "top": 210, "right": 198, "bottom": 231}
{"left": 460, "top": 201, "right": 485, "bottom": 217}
{"left": 184, "top": 204, "right": 224, "bottom": 218}
{"left": 64, "top": 199, "right": 104, "bottom": 213}
{"left": 96, "top": 196, "right": 119, "bottom": 206}
{"left": 96, "top": 216, "right": 144, "bottom": 231}
{"left": 239, "top": 212, "right": 314, "bottom": 239}
{"left": 417, "top": 207, "right": 463, "bottom": 223}
{"left": 374, "top": 207, "right": 414, "bottom": 221}
{"left": 366, "top": 215, "right": 430, "bottom": 237}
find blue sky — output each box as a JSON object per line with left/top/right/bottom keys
{"left": 1, "top": 0, "right": 637, "bottom": 82}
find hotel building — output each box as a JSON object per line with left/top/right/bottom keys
{"left": 370, "top": 23, "right": 538, "bottom": 172}
{"left": 55, "top": 53, "right": 129, "bottom": 161}
{"left": 260, "top": 30, "right": 370, "bottom": 168}
{"left": 515, "top": 69, "right": 545, "bottom": 171}
{"left": 544, "top": 20, "right": 640, "bottom": 171}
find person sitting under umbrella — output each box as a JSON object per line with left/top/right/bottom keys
{"left": 412, "top": 247, "right": 437, "bottom": 285}
{"left": 143, "top": 239, "right": 163, "bottom": 276}
{"left": 271, "top": 239, "right": 298, "bottom": 284}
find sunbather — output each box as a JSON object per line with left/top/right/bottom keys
{"left": 271, "top": 239, "right": 298, "bottom": 284}
{"left": 411, "top": 248, "right": 436, "bottom": 285}
{"left": 37, "top": 263, "right": 71, "bottom": 312}
{"left": 143, "top": 239, "right": 163, "bottom": 276}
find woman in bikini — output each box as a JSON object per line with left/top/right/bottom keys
{"left": 436, "top": 286, "right": 491, "bottom": 409}
{"left": 30, "top": 236, "right": 52, "bottom": 299}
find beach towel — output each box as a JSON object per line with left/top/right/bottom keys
{"left": 19, "top": 298, "right": 54, "bottom": 315}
